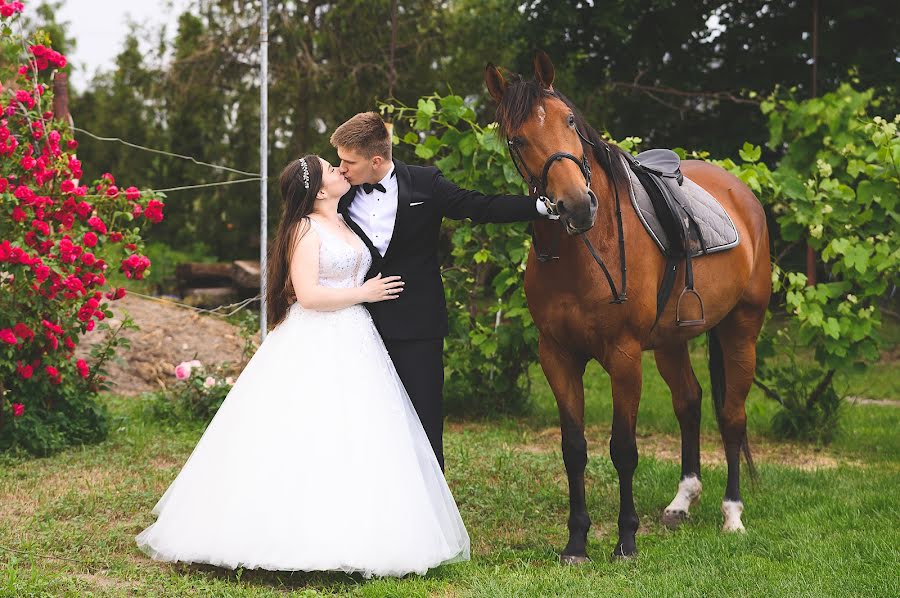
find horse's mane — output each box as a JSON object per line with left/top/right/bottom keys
{"left": 494, "top": 74, "right": 630, "bottom": 189}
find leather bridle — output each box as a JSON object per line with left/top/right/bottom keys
{"left": 506, "top": 126, "right": 596, "bottom": 218}
{"left": 506, "top": 122, "right": 628, "bottom": 304}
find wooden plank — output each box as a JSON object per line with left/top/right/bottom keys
{"left": 181, "top": 287, "right": 238, "bottom": 308}
{"left": 175, "top": 262, "right": 233, "bottom": 281}
{"left": 231, "top": 260, "right": 260, "bottom": 289}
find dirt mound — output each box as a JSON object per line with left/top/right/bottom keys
{"left": 75, "top": 294, "right": 255, "bottom": 395}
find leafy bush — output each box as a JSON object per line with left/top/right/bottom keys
{"left": 145, "top": 359, "right": 235, "bottom": 425}
{"left": 0, "top": 5, "right": 164, "bottom": 454}
{"left": 713, "top": 85, "right": 898, "bottom": 442}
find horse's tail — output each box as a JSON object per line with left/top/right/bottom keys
{"left": 708, "top": 327, "right": 758, "bottom": 482}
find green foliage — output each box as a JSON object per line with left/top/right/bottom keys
{"left": 382, "top": 93, "right": 537, "bottom": 415}
{"left": 519, "top": 1, "right": 898, "bottom": 156}
{"left": 716, "top": 85, "right": 898, "bottom": 442}
{"left": 150, "top": 359, "right": 237, "bottom": 425}
{"left": 753, "top": 330, "right": 844, "bottom": 445}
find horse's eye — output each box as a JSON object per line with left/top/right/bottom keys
{"left": 567, "top": 114, "right": 576, "bottom": 127}
{"left": 510, "top": 136, "right": 525, "bottom": 147}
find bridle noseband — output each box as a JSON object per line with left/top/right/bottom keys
{"left": 506, "top": 121, "right": 628, "bottom": 305}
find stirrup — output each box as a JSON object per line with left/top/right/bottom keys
{"left": 675, "top": 287, "right": 706, "bottom": 327}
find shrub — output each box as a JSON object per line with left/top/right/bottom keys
{"left": 713, "top": 85, "right": 898, "bottom": 442}
{"left": 0, "top": 4, "right": 165, "bottom": 454}
{"left": 150, "top": 359, "right": 235, "bottom": 424}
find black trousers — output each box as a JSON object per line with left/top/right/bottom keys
{"left": 383, "top": 338, "right": 445, "bottom": 471}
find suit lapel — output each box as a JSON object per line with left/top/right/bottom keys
{"left": 338, "top": 187, "right": 380, "bottom": 266}
{"left": 383, "top": 159, "right": 410, "bottom": 262}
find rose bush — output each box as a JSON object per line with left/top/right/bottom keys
{"left": 153, "top": 359, "right": 235, "bottom": 424}
{"left": 0, "top": 4, "right": 165, "bottom": 455}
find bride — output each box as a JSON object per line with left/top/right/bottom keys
{"left": 135, "top": 155, "right": 470, "bottom": 578}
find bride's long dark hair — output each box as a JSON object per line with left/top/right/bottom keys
{"left": 266, "top": 155, "right": 323, "bottom": 329}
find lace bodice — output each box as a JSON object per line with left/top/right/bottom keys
{"left": 306, "top": 216, "right": 371, "bottom": 289}
{"left": 284, "top": 216, "right": 372, "bottom": 322}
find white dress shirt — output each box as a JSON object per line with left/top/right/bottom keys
{"left": 348, "top": 166, "right": 397, "bottom": 257}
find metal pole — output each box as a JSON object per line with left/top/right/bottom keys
{"left": 806, "top": 0, "right": 819, "bottom": 286}
{"left": 259, "top": 0, "right": 269, "bottom": 339}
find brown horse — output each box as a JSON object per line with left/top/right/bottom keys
{"left": 484, "top": 53, "right": 771, "bottom": 561}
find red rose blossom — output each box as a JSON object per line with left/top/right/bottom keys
{"left": 17, "top": 362, "right": 33, "bottom": 379}
{"left": 76, "top": 359, "right": 90, "bottom": 379}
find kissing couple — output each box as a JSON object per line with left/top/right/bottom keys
{"left": 136, "top": 111, "right": 554, "bottom": 577}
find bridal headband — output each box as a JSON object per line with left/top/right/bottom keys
{"left": 299, "top": 158, "right": 310, "bottom": 190}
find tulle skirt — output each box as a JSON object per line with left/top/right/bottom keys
{"left": 136, "top": 303, "right": 470, "bottom": 578}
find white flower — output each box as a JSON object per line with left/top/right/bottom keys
{"left": 225, "top": 377, "right": 235, "bottom": 386}
{"left": 203, "top": 376, "right": 216, "bottom": 388}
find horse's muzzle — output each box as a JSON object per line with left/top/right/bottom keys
{"left": 557, "top": 189, "right": 597, "bottom": 235}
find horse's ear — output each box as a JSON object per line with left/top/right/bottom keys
{"left": 484, "top": 63, "right": 508, "bottom": 103}
{"left": 533, "top": 50, "right": 555, "bottom": 90}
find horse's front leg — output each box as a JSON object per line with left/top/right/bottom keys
{"left": 605, "top": 341, "right": 643, "bottom": 558}
{"left": 538, "top": 334, "right": 590, "bottom": 564}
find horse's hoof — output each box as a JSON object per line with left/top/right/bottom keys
{"left": 721, "top": 500, "right": 746, "bottom": 533}
{"left": 722, "top": 520, "right": 746, "bottom": 533}
{"left": 560, "top": 554, "right": 590, "bottom": 565}
{"left": 610, "top": 543, "right": 638, "bottom": 560}
{"left": 661, "top": 508, "right": 689, "bottom": 529}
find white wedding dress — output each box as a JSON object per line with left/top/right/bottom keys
{"left": 136, "top": 217, "right": 470, "bottom": 577}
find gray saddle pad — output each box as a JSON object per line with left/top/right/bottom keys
{"left": 624, "top": 162, "right": 739, "bottom": 257}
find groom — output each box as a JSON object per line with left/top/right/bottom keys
{"left": 331, "top": 112, "right": 551, "bottom": 470}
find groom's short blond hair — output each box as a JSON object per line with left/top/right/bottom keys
{"left": 330, "top": 112, "right": 392, "bottom": 160}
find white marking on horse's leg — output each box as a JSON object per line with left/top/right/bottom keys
{"left": 721, "top": 500, "right": 746, "bottom": 532}
{"left": 537, "top": 105, "right": 546, "bottom": 126}
{"left": 662, "top": 475, "right": 701, "bottom": 527}
{"left": 665, "top": 475, "right": 702, "bottom": 515}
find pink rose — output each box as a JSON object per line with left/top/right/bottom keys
{"left": 174, "top": 361, "right": 192, "bottom": 380}
{"left": 203, "top": 376, "right": 216, "bottom": 388}
{"left": 87, "top": 216, "right": 107, "bottom": 235}
{"left": 12, "top": 403, "right": 25, "bottom": 417}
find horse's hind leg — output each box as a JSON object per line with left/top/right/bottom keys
{"left": 654, "top": 343, "right": 703, "bottom": 528}
{"left": 709, "top": 302, "right": 766, "bottom": 532}
{"left": 539, "top": 334, "right": 591, "bottom": 563}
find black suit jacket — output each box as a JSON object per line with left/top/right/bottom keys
{"left": 338, "top": 159, "right": 539, "bottom": 340}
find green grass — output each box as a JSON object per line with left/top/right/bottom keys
{"left": 1, "top": 388, "right": 898, "bottom": 597}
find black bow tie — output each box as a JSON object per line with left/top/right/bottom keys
{"left": 362, "top": 182, "right": 385, "bottom": 194}
{"left": 361, "top": 170, "right": 396, "bottom": 194}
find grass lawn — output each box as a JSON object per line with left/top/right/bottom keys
{"left": 2, "top": 344, "right": 898, "bottom": 598}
